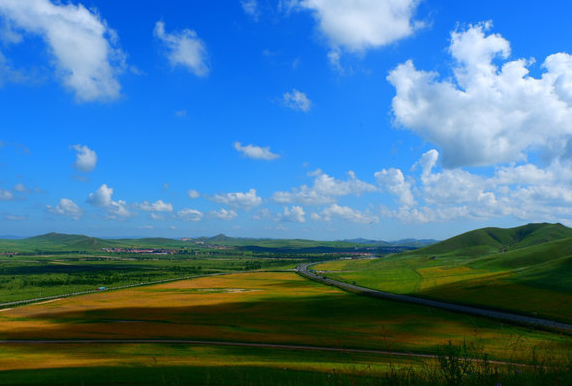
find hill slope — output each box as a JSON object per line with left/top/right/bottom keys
{"left": 414, "top": 222, "right": 572, "bottom": 257}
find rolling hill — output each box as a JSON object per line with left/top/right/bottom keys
{"left": 314, "top": 223, "right": 572, "bottom": 323}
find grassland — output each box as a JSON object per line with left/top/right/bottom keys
{"left": 1, "top": 272, "right": 570, "bottom": 358}
{"left": 2, "top": 226, "right": 572, "bottom": 385}
{"left": 314, "top": 223, "right": 572, "bottom": 323}
{"left": 1, "top": 271, "right": 571, "bottom": 385}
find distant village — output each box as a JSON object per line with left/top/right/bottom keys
{"left": 101, "top": 242, "right": 230, "bottom": 255}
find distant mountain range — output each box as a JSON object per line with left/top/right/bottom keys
{"left": 341, "top": 238, "right": 439, "bottom": 248}
{"left": 2, "top": 223, "right": 568, "bottom": 254}
{"left": 0, "top": 232, "right": 429, "bottom": 253}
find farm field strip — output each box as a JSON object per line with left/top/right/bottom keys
{"left": 0, "top": 271, "right": 237, "bottom": 309}
{"left": 297, "top": 262, "right": 572, "bottom": 333}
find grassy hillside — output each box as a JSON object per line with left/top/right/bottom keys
{"left": 315, "top": 223, "right": 572, "bottom": 323}
{"left": 414, "top": 223, "right": 572, "bottom": 257}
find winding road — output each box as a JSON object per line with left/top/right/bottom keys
{"left": 296, "top": 262, "right": 572, "bottom": 333}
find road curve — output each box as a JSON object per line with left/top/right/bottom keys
{"left": 296, "top": 262, "right": 572, "bottom": 334}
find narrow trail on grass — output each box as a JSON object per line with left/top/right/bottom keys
{"left": 0, "top": 339, "right": 523, "bottom": 366}
{"left": 296, "top": 262, "right": 572, "bottom": 334}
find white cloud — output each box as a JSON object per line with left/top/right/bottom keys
{"left": 209, "top": 208, "right": 238, "bottom": 221}
{"left": 388, "top": 22, "right": 572, "bottom": 168}
{"left": 178, "top": 208, "right": 203, "bottom": 222}
{"left": 71, "top": 144, "right": 97, "bottom": 172}
{"left": 279, "top": 206, "right": 306, "bottom": 222}
{"left": 87, "top": 184, "right": 134, "bottom": 218}
{"left": 0, "top": 188, "right": 13, "bottom": 201}
{"left": 289, "top": 0, "right": 422, "bottom": 69}
{"left": 46, "top": 198, "right": 83, "bottom": 220}
{"left": 313, "top": 204, "right": 379, "bottom": 224}
{"left": 283, "top": 89, "right": 312, "bottom": 112}
{"left": 212, "top": 189, "right": 262, "bottom": 209}
{"left": 187, "top": 189, "right": 200, "bottom": 199}
{"left": 154, "top": 21, "right": 209, "bottom": 77}
{"left": 376, "top": 149, "right": 572, "bottom": 224}
{"left": 241, "top": 0, "right": 260, "bottom": 21}
{"left": 5, "top": 214, "right": 26, "bottom": 221}
{"left": 273, "top": 169, "right": 376, "bottom": 205}
{"left": 0, "top": 0, "right": 125, "bottom": 102}
{"left": 13, "top": 183, "right": 29, "bottom": 193}
{"left": 234, "top": 142, "right": 280, "bottom": 160}
{"left": 136, "top": 200, "right": 173, "bottom": 213}
{"left": 375, "top": 168, "right": 415, "bottom": 207}
{"left": 107, "top": 199, "right": 134, "bottom": 219}
{"left": 87, "top": 184, "right": 113, "bottom": 207}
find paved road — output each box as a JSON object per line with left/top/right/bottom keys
{"left": 0, "top": 339, "right": 524, "bottom": 366}
{"left": 296, "top": 262, "right": 572, "bottom": 333}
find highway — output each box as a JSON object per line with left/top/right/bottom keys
{"left": 296, "top": 262, "right": 572, "bottom": 333}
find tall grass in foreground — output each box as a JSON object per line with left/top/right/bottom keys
{"left": 1, "top": 342, "right": 571, "bottom": 385}
{"left": 360, "top": 341, "right": 572, "bottom": 386}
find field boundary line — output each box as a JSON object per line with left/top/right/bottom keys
{"left": 0, "top": 339, "right": 526, "bottom": 366}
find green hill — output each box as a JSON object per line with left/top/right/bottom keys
{"left": 314, "top": 223, "right": 572, "bottom": 323}
{"left": 413, "top": 222, "right": 572, "bottom": 257}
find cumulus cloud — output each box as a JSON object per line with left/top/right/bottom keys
{"left": 0, "top": 0, "right": 125, "bottom": 102}
{"left": 71, "top": 144, "right": 97, "bottom": 172}
{"left": 283, "top": 89, "right": 312, "bottom": 112}
{"left": 154, "top": 21, "right": 209, "bottom": 77}
{"left": 87, "top": 184, "right": 113, "bottom": 207}
{"left": 312, "top": 204, "right": 379, "bottom": 224}
{"left": 279, "top": 206, "right": 306, "bottom": 222}
{"left": 273, "top": 170, "right": 376, "bottom": 205}
{"left": 209, "top": 208, "right": 238, "bottom": 221}
{"left": 87, "top": 184, "right": 134, "bottom": 218}
{"left": 375, "top": 168, "right": 415, "bottom": 207}
{"left": 388, "top": 22, "right": 572, "bottom": 168}
{"left": 178, "top": 208, "right": 203, "bottom": 222}
{"left": 136, "top": 200, "right": 173, "bottom": 212}
{"left": 211, "top": 189, "right": 262, "bottom": 209}
{"left": 376, "top": 149, "right": 572, "bottom": 224}
{"left": 187, "top": 189, "right": 200, "bottom": 199}
{"left": 13, "top": 183, "right": 29, "bottom": 193}
{"left": 46, "top": 198, "right": 83, "bottom": 219}
{"left": 290, "top": 0, "right": 421, "bottom": 52}
{"left": 288, "top": 0, "right": 422, "bottom": 69}
{"left": 241, "top": 0, "right": 260, "bottom": 21}
{"left": 234, "top": 142, "right": 280, "bottom": 160}
{"left": 0, "top": 188, "right": 13, "bottom": 201}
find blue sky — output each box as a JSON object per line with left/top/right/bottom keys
{"left": 1, "top": 0, "right": 572, "bottom": 240}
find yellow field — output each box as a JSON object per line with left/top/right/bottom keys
{"left": 0, "top": 271, "right": 570, "bottom": 374}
